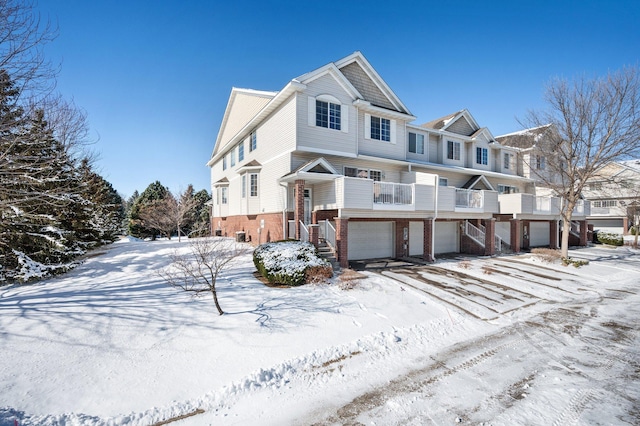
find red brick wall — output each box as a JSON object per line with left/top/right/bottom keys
{"left": 211, "top": 212, "right": 292, "bottom": 245}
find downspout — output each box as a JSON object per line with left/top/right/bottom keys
{"left": 432, "top": 173, "right": 439, "bottom": 262}
{"left": 279, "top": 181, "right": 288, "bottom": 239}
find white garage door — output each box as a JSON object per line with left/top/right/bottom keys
{"left": 529, "top": 222, "right": 550, "bottom": 247}
{"left": 435, "top": 221, "right": 459, "bottom": 254}
{"left": 348, "top": 222, "right": 394, "bottom": 260}
{"left": 590, "top": 218, "right": 624, "bottom": 234}
{"left": 409, "top": 221, "right": 424, "bottom": 256}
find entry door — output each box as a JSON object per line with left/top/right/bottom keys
{"left": 304, "top": 189, "right": 312, "bottom": 225}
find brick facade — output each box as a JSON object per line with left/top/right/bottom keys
{"left": 510, "top": 219, "right": 521, "bottom": 253}
{"left": 211, "top": 212, "right": 291, "bottom": 244}
{"left": 423, "top": 218, "right": 434, "bottom": 262}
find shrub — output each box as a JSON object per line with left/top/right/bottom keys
{"left": 595, "top": 231, "right": 623, "bottom": 246}
{"left": 629, "top": 226, "right": 637, "bottom": 236}
{"left": 562, "top": 257, "right": 589, "bottom": 267}
{"left": 253, "top": 241, "right": 332, "bottom": 286}
{"left": 531, "top": 248, "right": 562, "bottom": 263}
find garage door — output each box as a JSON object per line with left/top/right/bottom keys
{"left": 348, "top": 222, "right": 394, "bottom": 260}
{"left": 409, "top": 221, "right": 424, "bottom": 256}
{"left": 590, "top": 218, "right": 624, "bottom": 234}
{"left": 435, "top": 221, "right": 459, "bottom": 254}
{"left": 529, "top": 222, "right": 550, "bottom": 247}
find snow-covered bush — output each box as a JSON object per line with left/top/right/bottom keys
{"left": 253, "top": 241, "right": 332, "bottom": 286}
{"left": 595, "top": 231, "right": 623, "bottom": 246}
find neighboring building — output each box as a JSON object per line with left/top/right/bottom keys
{"left": 582, "top": 159, "right": 640, "bottom": 234}
{"left": 208, "top": 52, "right": 589, "bottom": 267}
{"left": 497, "top": 126, "right": 591, "bottom": 247}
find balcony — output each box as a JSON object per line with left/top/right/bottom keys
{"left": 499, "top": 193, "right": 561, "bottom": 216}
{"left": 571, "top": 200, "right": 591, "bottom": 217}
{"left": 314, "top": 177, "right": 435, "bottom": 212}
{"left": 437, "top": 187, "right": 499, "bottom": 213}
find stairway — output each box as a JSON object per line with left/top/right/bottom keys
{"left": 317, "top": 241, "right": 340, "bottom": 271}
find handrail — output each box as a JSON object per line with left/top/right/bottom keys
{"left": 299, "top": 221, "right": 309, "bottom": 243}
{"left": 464, "top": 220, "right": 485, "bottom": 247}
{"left": 324, "top": 219, "right": 336, "bottom": 250}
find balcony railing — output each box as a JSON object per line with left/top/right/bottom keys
{"left": 456, "top": 189, "right": 484, "bottom": 209}
{"left": 373, "top": 182, "right": 413, "bottom": 205}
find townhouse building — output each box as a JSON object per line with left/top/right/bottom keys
{"left": 207, "top": 52, "right": 589, "bottom": 267}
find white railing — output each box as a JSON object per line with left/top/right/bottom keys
{"left": 464, "top": 220, "right": 485, "bottom": 247}
{"left": 299, "top": 221, "right": 309, "bottom": 243}
{"left": 456, "top": 189, "right": 484, "bottom": 209}
{"left": 495, "top": 235, "right": 502, "bottom": 252}
{"left": 570, "top": 220, "right": 580, "bottom": 236}
{"left": 374, "top": 182, "right": 413, "bottom": 205}
{"left": 288, "top": 220, "right": 295, "bottom": 239}
{"left": 324, "top": 219, "right": 336, "bottom": 250}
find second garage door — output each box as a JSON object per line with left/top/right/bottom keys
{"left": 435, "top": 221, "right": 459, "bottom": 254}
{"left": 529, "top": 222, "right": 550, "bottom": 247}
{"left": 348, "top": 221, "right": 394, "bottom": 260}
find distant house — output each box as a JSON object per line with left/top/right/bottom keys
{"left": 207, "top": 52, "right": 589, "bottom": 266}
{"left": 582, "top": 159, "right": 640, "bottom": 234}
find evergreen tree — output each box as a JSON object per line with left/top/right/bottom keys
{"left": 129, "top": 181, "right": 169, "bottom": 239}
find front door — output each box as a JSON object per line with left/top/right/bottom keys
{"left": 304, "top": 189, "right": 312, "bottom": 224}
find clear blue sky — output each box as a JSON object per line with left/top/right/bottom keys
{"left": 37, "top": 0, "right": 640, "bottom": 198}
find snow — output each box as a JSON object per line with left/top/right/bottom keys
{"left": 0, "top": 239, "right": 638, "bottom": 425}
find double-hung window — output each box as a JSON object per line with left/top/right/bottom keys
{"left": 250, "top": 174, "right": 258, "bottom": 196}
{"left": 222, "top": 155, "right": 227, "bottom": 170}
{"left": 250, "top": 131, "right": 257, "bottom": 152}
{"left": 241, "top": 175, "right": 246, "bottom": 198}
{"left": 536, "top": 155, "right": 546, "bottom": 170}
{"left": 344, "top": 166, "right": 381, "bottom": 181}
{"left": 371, "top": 116, "right": 391, "bottom": 142}
{"left": 447, "top": 141, "right": 461, "bottom": 160}
{"left": 238, "top": 141, "right": 244, "bottom": 162}
{"left": 316, "top": 100, "right": 341, "bottom": 130}
{"left": 504, "top": 153, "right": 513, "bottom": 170}
{"left": 408, "top": 132, "right": 424, "bottom": 154}
{"left": 476, "top": 147, "right": 488, "bottom": 165}
{"left": 220, "top": 187, "right": 228, "bottom": 204}
{"left": 230, "top": 148, "right": 236, "bottom": 167}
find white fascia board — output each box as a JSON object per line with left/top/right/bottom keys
{"left": 357, "top": 154, "right": 534, "bottom": 183}
{"left": 207, "top": 81, "right": 306, "bottom": 167}
{"left": 209, "top": 88, "right": 277, "bottom": 160}
{"left": 297, "top": 145, "right": 358, "bottom": 159}
{"left": 353, "top": 99, "right": 416, "bottom": 121}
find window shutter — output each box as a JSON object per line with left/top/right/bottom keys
{"left": 364, "top": 114, "right": 371, "bottom": 139}
{"left": 308, "top": 97, "right": 315, "bottom": 127}
{"left": 341, "top": 104, "right": 348, "bottom": 133}
{"left": 390, "top": 119, "right": 397, "bottom": 144}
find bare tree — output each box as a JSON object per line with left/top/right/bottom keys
{"left": 0, "top": 0, "right": 58, "bottom": 100}
{"left": 160, "top": 238, "right": 247, "bottom": 315}
{"left": 137, "top": 196, "right": 176, "bottom": 239}
{"left": 137, "top": 189, "right": 199, "bottom": 241}
{"left": 524, "top": 66, "right": 640, "bottom": 258}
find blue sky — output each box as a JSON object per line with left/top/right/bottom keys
{"left": 37, "top": 0, "right": 640, "bottom": 198}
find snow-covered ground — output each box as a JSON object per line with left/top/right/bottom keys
{"left": 0, "top": 238, "right": 638, "bottom": 425}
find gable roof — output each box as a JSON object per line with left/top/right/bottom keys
{"left": 210, "top": 88, "right": 276, "bottom": 158}
{"left": 496, "top": 124, "right": 553, "bottom": 149}
{"left": 421, "top": 109, "right": 480, "bottom": 136}
{"left": 296, "top": 51, "right": 412, "bottom": 115}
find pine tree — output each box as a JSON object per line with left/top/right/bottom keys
{"left": 129, "top": 181, "right": 169, "bottom": 239}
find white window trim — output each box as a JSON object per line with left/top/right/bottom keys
{"left": 476, "top": 147, "right": 488, "bottom": 165}
{"left": 308, "top": 95, "right": 348, "bottom": 134}
{"left": 447, "top": 140, "right": 461, "bottom": 161}
{"left": 408, "top": 132, "right": 425, "bottom": 154}
{"left": 250, "top": 173, "right": 258, "bottom": 197}
{"left": 364, "top": 113, "right": 396, "bottom": 144}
